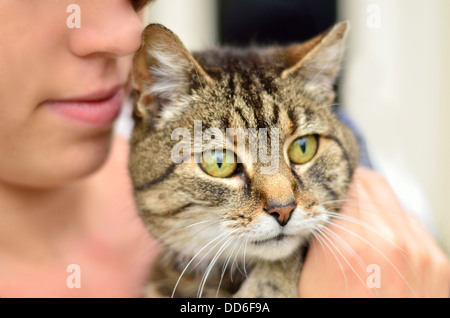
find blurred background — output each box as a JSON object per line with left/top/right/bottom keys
{"left": 117, "top": 0, "right": 450, "bottom": 254}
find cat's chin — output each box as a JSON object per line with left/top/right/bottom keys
{"left": 244, "top": 233, "right": 309, "bottom": 261}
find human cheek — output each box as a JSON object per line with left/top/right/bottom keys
{"left": 0, "top": 3, "right": 69, "bottom": 115}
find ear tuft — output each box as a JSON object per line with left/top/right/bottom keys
{"left": 132, "top": 24, "right": 213, "bottom": 121}
{"left": 281, "top": 21, "right": 350, "bottom": 93}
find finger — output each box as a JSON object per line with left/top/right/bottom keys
{"left": 327, "top": 168, "right": 421, "bottom": 295}
{"left": 354, "top": 168, "right": 450, "bottom": 296}
{"left": 343, "top": 167, "right": 415, "bottom": 248}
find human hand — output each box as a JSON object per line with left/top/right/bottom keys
{"left": 298, "top": 167, "right": 450, "bottom": 297}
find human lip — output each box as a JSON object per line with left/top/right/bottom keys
{"left": 45, "top": 85, "right": 125, "bottom": 126}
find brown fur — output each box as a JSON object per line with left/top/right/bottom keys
{"left": 129, "top": 21, "right": 359, "bottom": 297}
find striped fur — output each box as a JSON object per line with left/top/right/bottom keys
{"left": 130, "top": 22, "right": 359, "bottom": 297}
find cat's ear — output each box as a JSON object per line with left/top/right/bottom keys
{"left": 281, "top": 21, "right": 349, "bottom": 98}
{"left": 132, "top": 24, "right": 213, "bottom": 120}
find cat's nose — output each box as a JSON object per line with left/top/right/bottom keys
{"left": 265, "top": 200, "right": 297, "bottom": 226}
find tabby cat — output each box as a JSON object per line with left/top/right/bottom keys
{"left": 129, "top": 21, "right": 359, "bottom": 297}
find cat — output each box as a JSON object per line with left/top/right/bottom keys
{"left": 129, "top": 21, "right": 359, "bottom": 297}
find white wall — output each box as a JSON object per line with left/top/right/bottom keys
{"left": 145, "top": 0, "right": 218, "bottom": 51}
{"left": 339, "top": 0, "right": 450, "bottom": 253}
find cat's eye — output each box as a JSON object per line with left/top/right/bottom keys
{"left": 287, "top": 135, "right": 318, "bottom": 165}
{"left": 200, "top": 149, "right": 238, "bottom": 178}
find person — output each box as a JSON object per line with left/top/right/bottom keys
{"left": 0, "top": 0, "right": 157, "bottom": 297}
{"left": 0, "top": 0, "right": 448, "bottom": 298}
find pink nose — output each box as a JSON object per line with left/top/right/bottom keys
{"left": 265, "top": 201, "right": 296, "bottom": 226}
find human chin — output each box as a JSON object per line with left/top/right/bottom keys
{"left": 16, "top": 128, "right": 114, "bottom": 189}
{"left": 62, "top": 129, "right": 114, "bottom": 179}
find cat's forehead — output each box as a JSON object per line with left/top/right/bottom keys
{"left": 186, "top": 50, "right": 329, "bottom": 136}
{"left": 192, "top": 47, "right": 288, "bottom": 77}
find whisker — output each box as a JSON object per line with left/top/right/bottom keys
{"left": 344, "top": 183, "right": 425, "bottom": 227}
{"left": 311, "top": 231, "right": 330, "bottom": 266}
{"left": 184, "top": 219, "right": 216, "bottom": 229}
{"left": 229, "top": 233, "right": 249, "bottom": 281}
{"left": 241, "top": 232, "right": 252, "bottom": 277}
{"left": 171, "top": 231, "right": 230, "bottom": 298}
{"left": 321, "top": 225, "right": 367, "bottom": 271}
{"left": 216, "top": 238, "right": 240, "bottom": 297}
{"left": 314, "top": 227, "right": 349, "bottom": 294}
{"left": 321, "top": 208, "right": 419, "bottom": 282}
{"left": 192, "top": 231, "right": 235, "bottom": 270}
{"left": 135, "top": 218, "right": 220, "bottom": 264}
{"left": 324, "top": 221, "right": 417, "bottom": 296}
{"left": 198, "top": 237, "right": 233, "bottom": 298}
{"left": 321, "top": 210, "right": 407, "bottom": 254}
{"left": 319, "top": 225, "right": 377, "bottom": 297}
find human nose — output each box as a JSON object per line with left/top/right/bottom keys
{"left": 68, "top": 4, "right": 144, "bottom": 57}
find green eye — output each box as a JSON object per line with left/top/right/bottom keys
{"left": 200, "top": 149, "right": 238, "bottom": 178}
{"left": 288, "top": 135, "right": 318, "bottom": 164}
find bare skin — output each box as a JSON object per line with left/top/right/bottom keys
{"left": 0, "top": 0, "right": 158, "bottom": 297}
{"left": 299, "top": 167, "right": 450, "bottom": 297}
{"left": 0, "top": 137, "right": 159, "bottom": 297}
{"left": 0, "top": 0, "right": 447, "bottom": 298}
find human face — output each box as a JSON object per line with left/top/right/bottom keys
{"left": 0, "top": 0, "right": 146, "bottom": 188}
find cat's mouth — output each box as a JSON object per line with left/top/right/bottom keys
{"left": 251, "top": 233, "right": 292, "bottom": 245}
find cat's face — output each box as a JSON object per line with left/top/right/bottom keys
{"left": 129, "top": 22, "right": 359, "bottom": 263}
